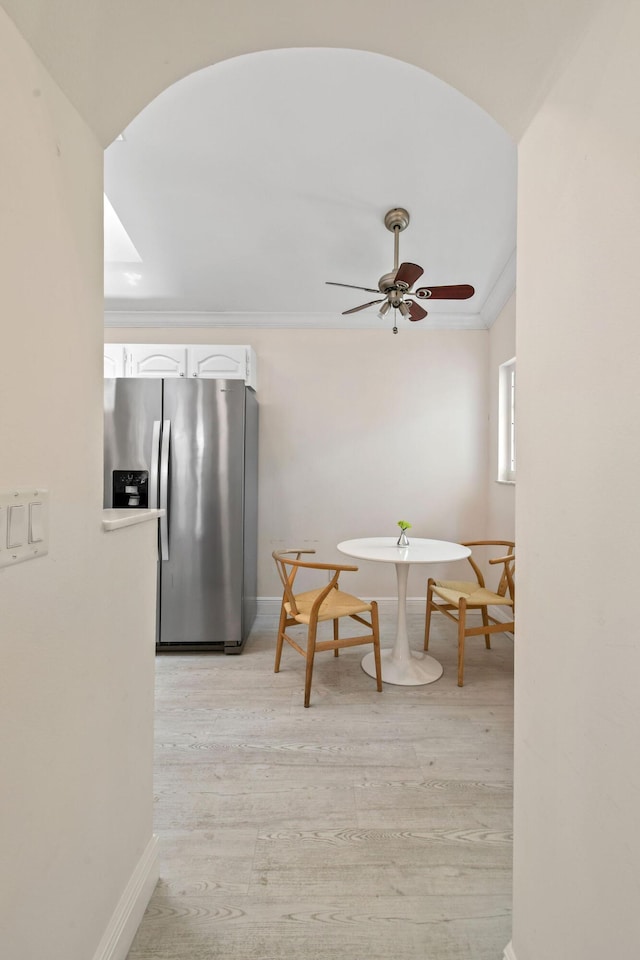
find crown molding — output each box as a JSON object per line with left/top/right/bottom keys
{"left": 479, "top": 248, "right": 517, "bottom": 327}
{"left": 104, "top": 310, "right": 487, "bottom": 331}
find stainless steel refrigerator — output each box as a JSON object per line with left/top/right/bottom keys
{"left": 104, "top": 378, "right": 258, "bottom": 653}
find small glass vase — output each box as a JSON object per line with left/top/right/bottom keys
{"left": 397, "top": 530, "right": 410, "bottom": 546}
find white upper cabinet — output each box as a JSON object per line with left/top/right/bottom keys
{"left": 104, "top": 344, "right": 127, "bottom": 378}
{"left": 128, "top": 345, "right": 188, "bottom": 378}
{"left": 104, "top": 344, "right": 257, "bottom": 388}
{"left": 188, "top": 345, "right": 257, "bottom": 389}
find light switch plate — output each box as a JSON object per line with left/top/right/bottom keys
{"left": 0, "top": 489, "right": 49, "bottom": 567}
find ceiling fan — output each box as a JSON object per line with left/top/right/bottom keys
{"left": 326, "top": 207, "right": 475, "bottom": 333}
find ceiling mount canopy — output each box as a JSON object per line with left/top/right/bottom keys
{"left": 326, "top": 207, "right": 475, "bottom": 333}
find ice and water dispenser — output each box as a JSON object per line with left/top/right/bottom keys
{"left": 112, "top": 470, "right": 149, "bottom": 508}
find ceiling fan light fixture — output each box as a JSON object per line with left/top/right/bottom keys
{"left": 325, "top": 207, "right": 475, "bottom": 332}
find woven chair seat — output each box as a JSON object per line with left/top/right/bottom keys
{"left": 433, "top": 580, "right": 514, "bottom": 608}
{"left": 286, "top": 588, "right": 372, "bottom": 624}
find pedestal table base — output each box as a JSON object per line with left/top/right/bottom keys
{"left": 361, "top": 648, "right": 443, "bottom": 686}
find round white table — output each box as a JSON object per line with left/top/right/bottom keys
{"left": 337, "top": 537, "right": 471, "bottom": 686}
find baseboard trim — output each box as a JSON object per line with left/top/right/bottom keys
{"left": 92, "top": 833, "right": 159, "bottom": 960}
{"left": 256, "top": 596, "right": 427, "bottom": 618}
{"left": 503, "top": 941, "right": 517, "bottom": 960}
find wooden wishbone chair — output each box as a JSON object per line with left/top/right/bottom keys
{"left": 424, "top": 540, "right": 515, "bottom": 686}
{"left": 272, "top": 549, "right": 382, "bottom": 707}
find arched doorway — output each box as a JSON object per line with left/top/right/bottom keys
{"left": 106, "top": 46, "right": 518, "bottom": 960}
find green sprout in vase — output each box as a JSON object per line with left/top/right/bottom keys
{"left": 397, "top": 520, "right": 412, "bottom": 532}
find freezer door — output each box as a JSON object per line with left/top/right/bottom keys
{"left": 103, "top": 379, "right": 163, "bottom": 507}
{"left": 159, "top": 378, "right": 246, "bottom": 647}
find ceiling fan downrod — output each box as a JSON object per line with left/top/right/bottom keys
{"left": 384, "top": 207, "right": 410, "bottom": 275}
{"left": 383, "top": 213, "right": 410, "bottom": 336}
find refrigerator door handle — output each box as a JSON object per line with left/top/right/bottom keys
{"left": 159, "top": 419, "right": 171, "bottom": 561}
{"left": 149, "top": 419, "right": 161, "bottom": 509}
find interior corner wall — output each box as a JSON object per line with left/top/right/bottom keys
{"left": 106, "top": 326, "right": 490, "bottom": 598}
{"left": 513, "top": 2, "right": 640, "bottom": 957}
{"left": 0, "top": 13, "right": 157, "bottom": 960}
{"left": 487, "top": 293, "right": 516, "bottom": 541}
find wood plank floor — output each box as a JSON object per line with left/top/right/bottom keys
{"left": 126, "top": 609, "right": 513, "bottom": 960}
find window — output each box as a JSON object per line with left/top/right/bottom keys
{"left": 498, "top": 358, "right": 516, "bottom": 482}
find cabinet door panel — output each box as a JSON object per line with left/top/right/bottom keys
{"left": 188, "top": 345, "right": 247, "bottom": 379}
{"left": 128, "top": 345, "right": 187, "bottom": 377}
{"left": 104, "top": 344, "right": 126, "bottom": 377}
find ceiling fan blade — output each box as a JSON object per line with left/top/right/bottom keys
{"left": 408, "top": 300, "right": 428, "bottom": 322}
{"left": 395, "top": 262, "right": 424, "bottom": 287}
{"left": 342, "top": 299, "right": 384, "bottom": 315}
{"left": 326, "top": 281, "right": 380, "bottom": 294}
{"left": 415, "top": 284, "right": 475, "bottom": 300}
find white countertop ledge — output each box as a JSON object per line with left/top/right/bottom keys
{"left": 102, "top": 508, "right": 165, "bottom": 531}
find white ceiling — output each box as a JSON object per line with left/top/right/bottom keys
{"left": 104, "top": 48, "right": 517, "bottom": 330}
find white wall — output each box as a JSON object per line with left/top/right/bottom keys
{"left": 106, "top": 326, "right": 490, "bottom": 599}
{"left": 513, "top": 2, "right": 640, "bottom": 957}
{"left": 0, "top": 12, "right": 157, "bottom": 960}
{"left": 488, "top": 293, "right": 516, "bottom": 540}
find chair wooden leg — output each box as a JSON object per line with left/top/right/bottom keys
{"left": 457, "top": 599, "right": 467, "bottom": 687}
{"left": 481, "top": 606, "right": 491, "bottom": 649}
{"left": 424, "top": 579, "right": 435, "bottom": 651}
{"left": 274, "top": 607, "right": 287, "bottom": 673}
{"left": 304, "top": 624, "right": 317, "bottom": 708}
{"left": 333, "top": 618, "right": 339, "bottom": 656}
{"left": 370, "top": 601, "right": 382, "bottom": 692}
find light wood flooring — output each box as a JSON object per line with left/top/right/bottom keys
{"left": 126, "top": 609, "right": 514, "bottom": 960}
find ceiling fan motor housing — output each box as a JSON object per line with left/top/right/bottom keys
{"left": 378, "top": 270, "right": 402, "bottom": 295}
